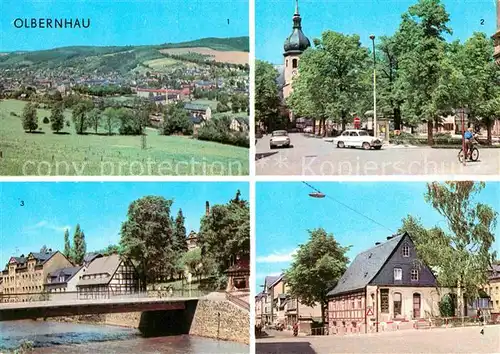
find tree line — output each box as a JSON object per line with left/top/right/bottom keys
{"left": 48, "top": 191, "right": 249, "bottom": 291}
{"left": 256, "top": 0, "right": 500, "bottom": 144}
{"left": 284, "top": 181, "right": 497, "bottom": 325}
{"left": 21, "top": 97, "right": 153, "bottom": 135}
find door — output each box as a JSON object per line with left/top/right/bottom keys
{"left": 413, "top": 293, "right": 421, "bottom": 318}
{"left": 350, "top": 131, "right": 360, "bottom": 147}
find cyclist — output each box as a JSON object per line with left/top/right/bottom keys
{"left": 464, "top": 127, "right": 475, "bottom": 160}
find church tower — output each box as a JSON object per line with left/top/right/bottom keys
{"left": 283, "top": 0, "right": 311, "bottom": 100}
{"left": 494, "top": 0, "right": 500, "bottom": 64}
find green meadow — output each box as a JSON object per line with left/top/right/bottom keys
{"left": 0, "top": 99, "right": 249, "bottom": 176}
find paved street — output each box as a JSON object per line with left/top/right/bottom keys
{"left": 256, "top": 325, "right": 500, "bottom": 353}
{"left": 256, "top": 134, "right": 500, "bottom": 175}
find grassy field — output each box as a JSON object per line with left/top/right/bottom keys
{"left": 0, "top": 99, "right": 249, "bottom": 176}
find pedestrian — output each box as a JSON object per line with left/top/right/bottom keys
{"left": 477, "top": 308, "right": 485, "bottom": 335}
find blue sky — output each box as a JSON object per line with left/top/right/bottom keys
{"left": 255, "top": 182, "right": 500, "bottom": 290}
{"left": 0, "top": 182, "right": 248, "bottom": 267}
{"left": 0, "top": 0, "right": 249, "bottom": 51}
{"left": 257, "top": 0, "right": 497, "bottom": 63}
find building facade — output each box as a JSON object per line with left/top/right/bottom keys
{"left": 1, "top": 251, "right": 73, "bottom": 302}
{"left": 282, "top": 0, "right": 311, "bottom": 102}
{"left": 45, "top": 266, "right": 84, "bottom": 301}
{"left": 76, "top": 254, "right": 139, "bottom": 299}
{"left": 327, "top": 233, "right": 450, "bottom": 335}
{"left": 485, "top": 264, "right": 500, "bottom": 316}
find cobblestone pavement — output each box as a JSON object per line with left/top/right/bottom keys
{"left": 256, "top": 325, "right": 500, "bottom": 353}
{"left": 256, "top": 134, "right": 500, "bottom": 176}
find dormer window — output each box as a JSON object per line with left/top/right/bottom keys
{"left": 411, "top": 269, "right": 419, "bottom": 281}
{"left": 402, "top": 245, "right": 410, "bottom": 257}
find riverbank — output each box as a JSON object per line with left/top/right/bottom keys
{"left": 0, "top": 321, "right": 249, "bottom": 354}
{"left": 44, "top": 297, "right": 249, "bottom": 344}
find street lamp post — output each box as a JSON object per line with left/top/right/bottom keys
{"left": 370, "top": 35, "right": 377, "bottom": 138}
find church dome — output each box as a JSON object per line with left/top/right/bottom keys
{"left": 283, "top": 2, "right": 310, "bottom": 55}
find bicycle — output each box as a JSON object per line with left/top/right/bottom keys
{"left": 458, "top": 140, "right": 479, "bottom": 163}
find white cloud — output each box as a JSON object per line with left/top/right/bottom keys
{"left": 256, "top": 249, "right": 297, "bottom": 263}
{"left": 25, "top": 220, "right": 70, "bottom": 233}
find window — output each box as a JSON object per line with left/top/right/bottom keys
{"left": 393, "top": 268, "right": 402, "bottom": 281}
{"left": 393, "top": 292, "right": 402, "bottom": 316}
{"left": 286, "top": 59, "right": 288, "bottom": 67}
{"left": 342, "top": 131, "right": 350, "bottom": 136}
{"left": 380, "top": 289, "right": 389, "bottom": 313}
{"left": 402, "top": 245, "right": 410, "bottom": 257}
{"left": 358, "top": 298, "right": 362, "bottom": 309}
{"left": 411, "top": 269, "right": 419, "bottom": 281}
{"left": 292, "top": 59, "right": 298, "bottom": 69}
{"left": 358, "top": 131, "right": 368, "bottom": 136}
{"left": 350, "top": 132, "right": 359, "bottom": 136}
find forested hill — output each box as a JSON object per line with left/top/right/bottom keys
{"left": 161, "top": 36, "right": 249, "bottom": 52}
{"left": 0, "top": 36, "right": 249, "bottom": 70}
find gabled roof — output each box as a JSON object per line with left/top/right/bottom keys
{"left": 46, "top": 266, "right": 82, "bottom": 285}
{"left": 234, "top": 117, "right": 249, "bottom": 126}
{"left": 77, "top": 254, "right": 122, "bottom": 287}
{"left": 83, "top": 252, "right": 102, "bottom": 265}
{"left": 184, "top": 103, "right": 209, "bottom": 111}
{"left": 264, "top": 274, "right": 283, "bottom": 290}
{"left": 327, "top": 234, "right": 406, "bottom": 297}
{"left": 29, "top": 252, "right": 57, "bottom": 264}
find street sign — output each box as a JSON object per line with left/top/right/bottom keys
{"left": 366, "top": 307, "right": 373, "bottom": 316}
{"left": 354, "top": 117, "right": 361, "bottom": 129}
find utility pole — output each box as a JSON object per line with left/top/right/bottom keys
{"left": 370, "top": 35, "right": 377, "bottom": 138}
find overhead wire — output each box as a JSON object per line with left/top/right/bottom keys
{"left": 301, "top": 181, "right": 395, "bottom": 234}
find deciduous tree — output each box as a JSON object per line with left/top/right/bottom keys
{"left": 288, "top": 31, "right": 370, "bottom": 135}
{"left": 197, "top": 190, "right": 249, "bottom": 278}
{"left": 400, "top": 182, "right": 497, "bottom": 317}
{"left": 285, "top": 228, "right": 351, "bottom": 325}
{"left": 255, "top": 60, "right": 282, "bottom": 132}
{"left": 21, "top": 102, "right": 38, "bottom": 132}
{"left": 120, "top": 196, "right": 176, "bottom": 286}
{"left": 50, "top": 103, "right": 65, "bottom": 133}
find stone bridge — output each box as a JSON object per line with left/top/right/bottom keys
{"left": 0, "top": 294, "right": 203, "bottom": 321}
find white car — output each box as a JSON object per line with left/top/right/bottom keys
{"left": 270, "top": 130, "right": 291, "bottom": 149}
{"left": 332, "top": 129, "right": 382, "bottom": 150}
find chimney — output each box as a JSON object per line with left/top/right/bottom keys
{"left": 375, "top": 242, "right": 381, "bottom": 245}
{"left": 205, "top": 201, "right": 210, "bottom": 216}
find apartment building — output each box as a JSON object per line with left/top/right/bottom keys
{"left": 1, "top": 250, "right": 73, "bottom": 302}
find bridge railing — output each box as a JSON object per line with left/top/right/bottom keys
{"left": 225, "top": 291, "right": 250, "bottom": 311}
{"left": 0, "top": 288, "right": 210, "bottom": 303}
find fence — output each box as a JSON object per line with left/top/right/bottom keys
{"left": 310, "top": 326, "right": 328, "bottom": 336}
{"left": 0, "top": 288, "right": 209, "bottom": 303}
{"left": 225, "top": 291, "right": 250, "bottom": 311}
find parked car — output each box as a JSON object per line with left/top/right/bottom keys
{"left": 303, "top": 126, "right": 313, "bottom": 133}
{"left": 270, "top": 130, "right": 291, "bottom": 149}
{"left": 332, "top": 129, "right": 382, "bottom": 150}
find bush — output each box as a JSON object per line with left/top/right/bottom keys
{"left": 196, "top": 117, "right": 249, "bottom": 147}
{"left": 42, "top": 117, "right": 50, "bottom": 124}
{"left": 439, "top": 294, "right": 455, "bottom": 317}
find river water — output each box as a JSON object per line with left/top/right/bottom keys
{"left": 0, "top": 321, "right": 249, "bottom": 353}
